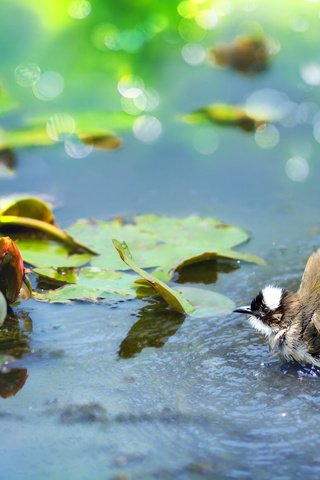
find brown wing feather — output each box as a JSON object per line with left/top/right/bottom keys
{"left": 298, "top": 249, "right": 320, "bottom": 300}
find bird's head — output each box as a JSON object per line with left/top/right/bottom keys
{"left": 234, "top": 285, "right": 289, "bottom": 337}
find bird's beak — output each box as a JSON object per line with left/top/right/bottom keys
{"left": 233, "top": 306, "right": 252, "bottom": 315}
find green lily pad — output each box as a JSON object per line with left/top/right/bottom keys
{"left": 16, "top": 240, "right": 92, "bottom": 268}
{"left": 0, "top": 195, "right": 55, "bottom": 223}
{"left": 113, "top": 239, "right": 195, "bottom": 315}
{"left": 177, "top": 286, "right": 235, "bottom": 318}
{"left": 0, "top": 195, "right": 95, "bottom": 255}
{"left": 67, "top": 215, "right": 265, "bottom": 272}
{"left": 33, "top": 267, "right": 137, "bottom": 303}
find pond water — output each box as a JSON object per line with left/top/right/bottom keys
{"left": 1, "top": 1, "right": 320, "bottom": 478}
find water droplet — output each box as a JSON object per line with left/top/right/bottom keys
{"left": 14, "top": 63, "right": 41, "bottom": 87}
{"left": 133, "top": 115, "right": 162, "bottom": 143}
{"left": 68, "top": 0, "right": 91, "bottom": 19}
{"left": 33, "top": 71, "right": 64, "bottom": 101}
{"left": 254, "top": 124, "right": 280, "bottom": 149}
{"left": 285, "top": 156, "right": 309, "bottom": 182}
{"left": 46, "top": 114, "right": 76, "bottom": 142}
{"left": 181, "top": 43, "right": 206, "bottom": 65}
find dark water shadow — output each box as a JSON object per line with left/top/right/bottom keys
{"left": 176, "top": 258, "right": 239, "bottom": 285}
{"left": 118, "top": 298, "right": 185, "bottom": 359}
{"left": 0, "top": 309, "right": 32, "bottom": 398}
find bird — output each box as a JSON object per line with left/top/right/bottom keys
{"left": 234, "top": 249, "right": 320, "bottom": 367}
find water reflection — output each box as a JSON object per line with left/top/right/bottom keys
{"left": 0, "top": 309, "right": 32, "bottom": 398}
{"left": 119, "top": 299, "right": 185, "bottom": 359}
{"left": 176, "top": 258, "right": 239, "bottom": 284}
{"left": 0, "top": 367, "right": 27, "bottom": 398}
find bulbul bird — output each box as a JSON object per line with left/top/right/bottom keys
{"left": 234, "top": 249, "right": 320, "bottom": 367}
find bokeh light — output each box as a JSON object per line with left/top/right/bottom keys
{"left": 195, "top": 9, "right": 218, "bottom": 29}
{"left": 192, "top": 129, "right": 219, "bottom": 155}
{"left": 254, "top": 124, "right": 280, "bottom": 149}
{"left": 46, "top": 114, "right": 76, "bottom": 142}
{"left": 33, "top": 71, "right": 65, "bottom": 101}
{"left": 14, "top": 63, "right": 41, "bottom": 87}
{"left": 118, "top": 74, "right": 144, "bottom": 99}
{"left": 300, "top": 63, "right": 320, "bottom": 86}
{"left": 64, "top": 135, "right": 93, "bottom": 158}
{"left": 245, "top": 89, "right": 293, "bottom": 122}
{"left": 133, "top": 115, "right": 162, "bottom": 143}
{"left": 181, "top": 43, "right": 206, "bottom": 65}
{"left": 68, "top": 0, "right": 92, "bottom": 19}
{"left": 285, "top": 156, "right": 309, "bottom": 182}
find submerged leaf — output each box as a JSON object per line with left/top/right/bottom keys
{"left": 182, "top": 103, "right": 266, "bottom": 132}
{"left": 113, "top": 239, "right": 195, "bottom": 315}
{"left": 209, "top": 36, "right": 270, "bottom": 75}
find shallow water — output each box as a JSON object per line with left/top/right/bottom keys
{"left": 2, "top": 1, "right": 320, "bottom": 478}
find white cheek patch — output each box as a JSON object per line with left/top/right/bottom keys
{"left": 249, "top": 316, "right": 273, "bottom": 337}
{"left": 261, "top": 285, "right": 282, "bottom": 311}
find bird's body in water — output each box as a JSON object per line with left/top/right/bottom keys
{"left": 234, "top": 249, "right": 320, "bottom": 367}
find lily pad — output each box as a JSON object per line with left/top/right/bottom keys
{"left": 0, "top": 195, "right": 95, "bottom": 254}
{"left": 33, "top": 267, "right": 137, "bottom": 304}
{"left": 16, "top": 240, "right": 92, "bottom": 268}
{"left": 67, "top": 215, "right": 265, "bottom": 272}
{"left": 0, "top": 195, "right": 55, "bottom": 223}
{"left": 182, "top": 103, "right": 266, "bottom": 132}
{"left": 177, "top": 286, "right": 235, "bottom": 318}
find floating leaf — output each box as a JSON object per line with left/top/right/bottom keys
{"left": 16, "top": 239, "right": 92, "bottom": 268}
{"left": 209, "top": 36, "right": 270, "bottom": 75}
{"left": 33, "top": 267, "right": 77, "bottom": 284}
{"left": 182, "top": 103, "right": 266, "bottom": 132}
{"left": 29, "top": 111, "right": 134, "bottom": 132}
{"left": 33, "top": 267, "right": 137, "bottom": 303}
{"left": 113, "top": 239, "right": 195, "bottom": 315}
{"left": 67, "top": 215, "right": 264, "bottom": 273}
{"left": 0, "top": 195, "right": 55, "bottom": 223}
{"left": 0, "top": 195, "right": 95, "bottom": 255}
{"left": 80, "top": 133, "right": 122, "bottom": 150}
{"left": 177, "top": 286, "right": 235, "bottom": 318}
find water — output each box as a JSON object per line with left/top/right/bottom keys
{"left": 1, "top": 1, "right": 320, "bottom": 478}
